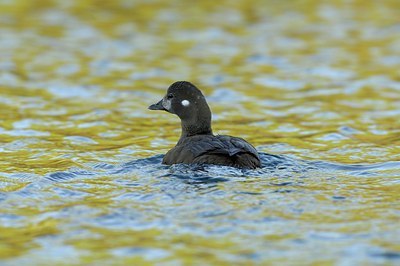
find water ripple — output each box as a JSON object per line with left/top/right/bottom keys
{"left": 29, "top": 153, "right": 400, "bottom": 187}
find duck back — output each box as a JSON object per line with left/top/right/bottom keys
{"left": 163, "top": 135, "right": 261, "bottom": 169}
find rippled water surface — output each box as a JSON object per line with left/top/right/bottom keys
{"left": 1, "top": 0, "right": 400, "bottom": 265}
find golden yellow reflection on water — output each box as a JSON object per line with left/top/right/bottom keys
{"left": 0, "top": 0, "right": 399, "bottom": 265}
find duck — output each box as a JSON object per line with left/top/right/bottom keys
{"left": 148, "top": 81, "right": 261, "bottom": 169}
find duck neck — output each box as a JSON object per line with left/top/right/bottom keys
{"left": 179, "top": 116, "right": 213, "bottom": 142}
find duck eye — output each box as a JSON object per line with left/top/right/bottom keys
{"left": 167, "top": 94, "right": 174, "bottom": 99}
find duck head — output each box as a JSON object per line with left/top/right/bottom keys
{"left": 149, "top": 81, "right": 213, "bottom": 138}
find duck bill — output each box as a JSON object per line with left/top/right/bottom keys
{"left": 148, "top": 99, "right": 166, "bottom": 111}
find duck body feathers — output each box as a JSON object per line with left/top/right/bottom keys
{"left": 163, "top": 134, "right": 261, "bottom": 169}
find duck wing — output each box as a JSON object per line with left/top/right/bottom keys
{"left": 163, "top": 135, "right": 261, "bottom": 169}
{"left": 187, "top": 135, "right": 252, "bottom": 156}
{"left": 188, "top": 135, "right": 261, "bottom": 168}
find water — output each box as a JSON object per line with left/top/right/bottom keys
{"left": 2, "top": 154, "right": 399, "bottom": 265}
{"left": 1, "top": 0, "right": 400, "bottom": 265}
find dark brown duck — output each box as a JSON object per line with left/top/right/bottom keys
{"left": 149, "top": 81, "right": 261, "bottom": 169}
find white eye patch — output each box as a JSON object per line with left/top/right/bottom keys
{"left": 162, "top": 99, "right": 171, "bottom": 110}
{"left": 181, "top": 100, "right": 190, "bottom": 107}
